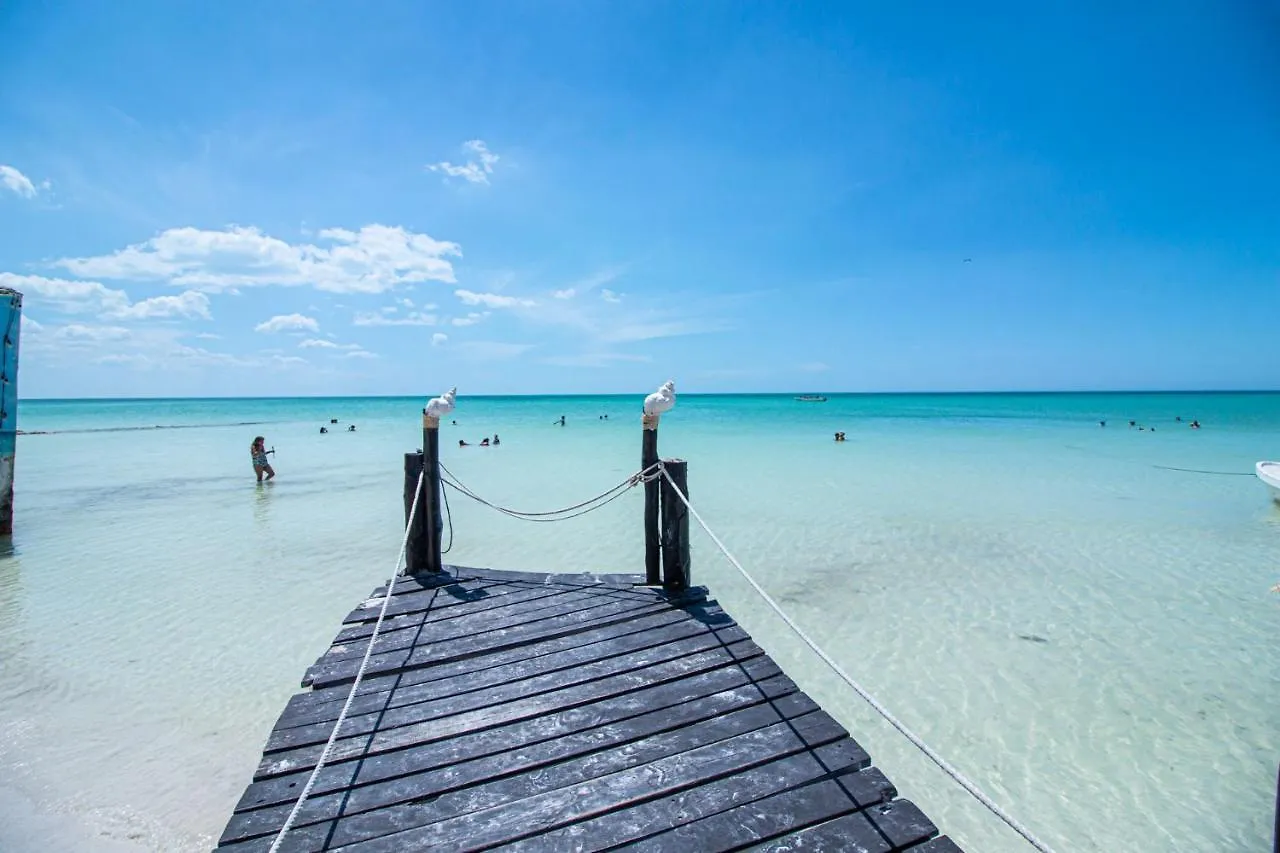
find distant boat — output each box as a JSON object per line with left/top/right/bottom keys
{"left": 794, "top": 395, "right": 827, "bottom": 402}
{"left": 1257, "top": 462, "right": 1280, "bottom": 503}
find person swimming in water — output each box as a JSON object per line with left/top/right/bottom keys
{"left": 250, "top": 436, "right": 275, "bottom": 482}
{"left": 480, "top": 437, "right": 490, "bottom": 447}
{"left": 493, "top": 434, "right": 501, "bottom": 446}
{"left": 348, "top": 424, "right": 356, "bottom": 432}
{"left": 459, "top": 439, "right": 470, "bottom": 447}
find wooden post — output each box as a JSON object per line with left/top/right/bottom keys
{"left": 641, "top": 413, "right": 660, "bottom": 585}
{"left": 403, "top": 451, "right": 428, "bottom": 572}
{"left": 0, "top": 288, "right": 21, "bottom": 537}
{"left": 659, "top": 457, "right": 690, "bottom": 591}
{"left": 420, "top": 413, "right": 444, "bottom": 574}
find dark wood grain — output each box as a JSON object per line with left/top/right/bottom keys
{"left": 215, "top": 566, "right": 960, "bottom": 853}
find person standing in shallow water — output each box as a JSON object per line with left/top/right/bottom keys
{"left": 250, "top": 436, "right": 275, "bottom": 482}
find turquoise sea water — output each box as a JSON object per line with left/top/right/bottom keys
{"left": 0, "top": 392, "right": 1277, "bottom": 851}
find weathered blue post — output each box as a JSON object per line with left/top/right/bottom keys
{"left": 0, "top": 288, "right": 21, "bottom": 537}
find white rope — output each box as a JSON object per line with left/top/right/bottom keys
{"left": 267, "top": 467, "right": 427, "bottom": 852}
{"left": 658, "top": 466, "right": 1059, "bottom": 853}
{"left": 439, "top": 462, "right": 662, "bottom": 523}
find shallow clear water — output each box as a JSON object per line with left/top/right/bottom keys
{"left": 1, "top": 393, "right": 1276, "bottom": 851}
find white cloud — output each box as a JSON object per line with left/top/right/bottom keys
{"left": 23, "top": 318, "right": 309, "bottom": 373}
{"left": 344, "top": 350, "right": 378, "bottom": 359}
{"left": 0, "top": 273, "right": 130, "bottom": 315}
{"left": 194, "top": 332, "right": 221, "bottom": 340}
{"left": 427, "top": 140, "right": 500, "bottom": 185}
{"left": 550, "top": 268, "right": 623, "bottom": 301}
{"left": 0, "top": 273, "right": 210, "bottom": 321}
{"left": 601, "top": 319, "right": 732, "bottom": 344}
{"left": 54, "top": 323, "right": 131, "bottom": 342}
{"left": 400, "top": 298, "right": 415, "bottom": 308}
{"left": 381, "top": 305, "right": 398, "bottom": 314}
{"left": 255, "top": 313, "right": 319, "bottom": 334}
{"left": 431, "top": 333, "right": 448, "bottom": 346}
{"left": 543, "top": 352, "right": 652, "bottom": 368}
{"left": 97, "top": 353, "right": 149, "bottom": 366}
{"left": 799, "top": 361, "right": 830, "bottom": 373}
{"left": 600, "top": 288, "right": 622, "bottom": 303}
{"left": 454, "top": 341, "right": 533, "bottom": 361}
{"left": 353, "top": 310, "right": 436, "bottom": 327}
{"left": 0, "top": 165, "right": 38, "bottom": 198}
{"left": 452, "top": 311, "right": 489, "bottom": 327}
{"left": 54, "top": 224, "right": 461, "bottom": 294}
{"left": 455, "top": 289, "right": 534, "bottom": 309}
{"left": 299, "top": 338, "right": 360, "bottom": 350}
{"left": 112, "top": 291, "right": 211, "bottom": 320}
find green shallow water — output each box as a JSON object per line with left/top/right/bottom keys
{"left": 1, "top": 392, "right": 1277, "bottom": 851}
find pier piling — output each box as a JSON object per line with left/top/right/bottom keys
{"left": 417, "top": 411, "right": 445, "bottom": 574}
{"left": 660, "top": 457, "right": 691, "bottom": 591}
{"left": 403, "top": 451, "right": 429, "bottom": 572}
{"left": 641, "top": 414, "right": 660, "bottom": 585}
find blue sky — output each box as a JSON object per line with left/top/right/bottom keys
{"left": 1, "top": 0, "right": 1277, "bottom": 397}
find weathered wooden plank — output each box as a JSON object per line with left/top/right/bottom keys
{"left": 741, "top": 798, "right": 939, "bottom": 852}
{"left": 256, "top": 650, "right": 784, "bottom": 781}
{"left": 275, "top": 619, "right": 749, "bottom": 732}
{"left": 341, "top": 582, "right": 553, "bottom": 631}
{"left": 322, "top": 713, "right": 850, "bottom": 852}
{"left": 336, "top": 581, "right": 674, "bottom": 643}
{"left": 346, "top": 577, "right": 676, "bottom": 628}
{"left": 335, "top": 589, "right": 655, "bottom": 660}
{"left": 268, "top": 634, "right": 763, "bottom": 753}
{"left": 444, "top": 567, "right": 648, "bottom": 587}
{"left": 861, "top": 800, "right": 939, "bottom": 850}
{"left": 238, "top": 670, "right": 801, "bottom": 817}
{"left": 320, "top": 586, "right": 656, "bottom": 667}
{"left": 900, "top": 837, "right": 965, "bottom": 853}
{"left": 222, "top": 690, "right": 824, "bottom": 846}
{"left": 375, "top": 570, "right": 487, "bottom": 595}
{"left": 219, "top": 565, "right": 959, "bottom": 853}
{"left": 278, "top": 607, "right": 702, "bottom": 724}
{"left": 630, "top": 764, "right": 904, "bottom": 853}
{"left": 490, "top": 739, "right": 886, "bottom": 852}
{"left": 305, "top": 597, "right": 675, "bottom": 688}
{"left": 344, "top": 577, "right": 518, "bottom": 622}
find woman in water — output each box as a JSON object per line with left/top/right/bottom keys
{"left": 250, "top": 436, "right": 275, "bottom": 482}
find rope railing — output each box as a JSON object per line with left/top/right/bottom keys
{"left": 438, "top": 461, "right": 662, "bottom": 524}
{"left": 655, "top": 464, "right": 1060, "bottom": 853}
{"left": 290, "top": 395, "right": 1055, "bottom": 853}
{"left": 267, "top": 466, "right": 427, "bottom": 853}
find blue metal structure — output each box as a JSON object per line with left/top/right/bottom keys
{"left": 0, "top": 287, "right": 21, "bottom": 535}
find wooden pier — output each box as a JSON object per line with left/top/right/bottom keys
{"left": 216, "top": 566, "right": 961, "bottom": 852}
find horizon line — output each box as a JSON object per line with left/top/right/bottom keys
{"left": 17, "top": 388, "right": 1280, "bottom": 403}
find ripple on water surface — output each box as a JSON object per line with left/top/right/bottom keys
{"left": 0, "top": 393, "right": 1277, "bottom": 852}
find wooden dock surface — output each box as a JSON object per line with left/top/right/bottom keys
{"left": 216, "top": 567, "right": 962, "bottom": 852}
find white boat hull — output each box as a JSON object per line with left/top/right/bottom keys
{"left": 1257, "top": 462, "right": 1280, "bottom": 503}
